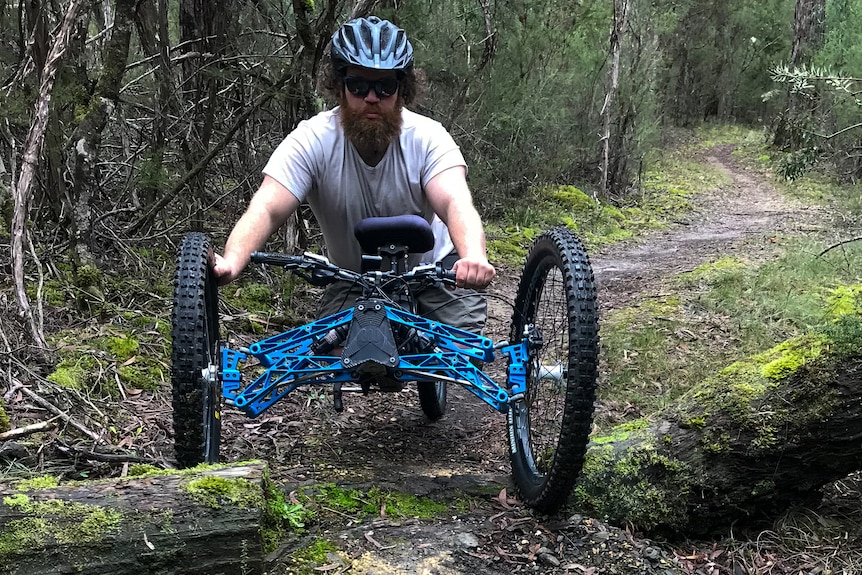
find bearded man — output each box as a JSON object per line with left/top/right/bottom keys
{"left": 213, "top": 16, "right": 494, "bottom": 332}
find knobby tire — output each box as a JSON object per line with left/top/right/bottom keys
{"left": 171, "top": 232, "right": 222, "bottom": 467}
{"left": 508, "top": 227, "right": 599, "bottom": 513}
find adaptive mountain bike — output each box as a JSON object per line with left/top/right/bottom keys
{"left": 171, "top": 215, "right": 599, "bottom": 513}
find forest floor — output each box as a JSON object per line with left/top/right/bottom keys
{"left": 3, "top": 142, "right": 857, "bottom": 575}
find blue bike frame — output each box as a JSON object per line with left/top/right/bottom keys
{"left": 220, "top": 301, "right": 533, "bottom": 418}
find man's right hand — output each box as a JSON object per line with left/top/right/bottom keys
{"left": 211, "top": 252, "right": 243, "bottom": 285}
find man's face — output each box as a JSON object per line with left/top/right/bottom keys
{"left": 340, "top": 66, "right": 403, "bottom": 151}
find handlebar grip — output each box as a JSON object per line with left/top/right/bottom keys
{"left": 434, "top": 262, "right": 457, "bottom": 284}
{"left": 250, "top": 252, "right": 303, "bottom": 267}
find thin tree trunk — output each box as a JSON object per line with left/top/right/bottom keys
{"left": 11, "top": 0, "right": 89, "bottom": 349}
{"left": 599, "top": 0, "right": 630, "bottom": 198}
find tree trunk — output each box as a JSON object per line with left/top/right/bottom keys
{"left": 599, "top": 0, "right": 630, "bottom": 198}
{"left": 773, "top": 0, "right": 826, "bottom": 147}
{"left": 11, "top": 0, "right": 89, "bottom": 349}
{"left": 67, "top": 0, "right": 136, "bottom": 264}
{"left": 0, "top": 462, "right": 268, "bottom": 575}
{"left": 575, "top": 325, "right": 862, "bottom": 536}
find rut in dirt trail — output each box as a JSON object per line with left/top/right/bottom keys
{"left": 590, "top": 145, "right": 821, "bottom": 311}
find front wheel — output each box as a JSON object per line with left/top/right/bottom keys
{"left": 171, "top": 232, "right": 222, "bottom": 467}
{"left": 507, "top": 227, "right": 599, "bottom": 513}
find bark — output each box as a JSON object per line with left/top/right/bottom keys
{"left": 11, "top": 0, "right": 89, "bottom": 349}
{"left": 575, "top": 327, "right": 862, "bottom": 536}
{"left": 0, "top": 462, "right": 268, "bottom": 575}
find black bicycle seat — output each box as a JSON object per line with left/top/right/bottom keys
{"left": 354, "top": 215, "right": 435, "bottom": 254}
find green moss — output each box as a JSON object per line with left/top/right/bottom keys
{"left": 2, "top": 494, "right": 122, "bottom": 547}
{"left": 700, "top": 428, "right": 731, "bottom": 454}
{"left": 127, "top": 464, "right": 163, "bottom": 477}
{"left": 0, "top": 518, "right": 51, "bottom": 557}
{"left": 682, "top": 417, "right": 706, "bottom": 429}
{"left": 0, "top": 400, "right": 9, "bottom": 434}
{"left": 824, "top": 284, "right": 862, "bottom": 319}
{"left": 75, "top": 264, "right": 102, "bottom": 289}
{"left": 106, "top": 336, "right": 139, "bottom": 360}
{"left": 47, "top": 357, "right": 96, "bottom": 390}
{"left": 117, "top": 365, "right": 163, "bottom": 391}
{"left": 289, "top": 538, "right": 340, "bottom": 575}
{"left": 302, "top": 483, "right": 447, "bottom": 521}
{"left": 226, "top": 283, "right": 275, "bottom": 313}
{"left": 13, "top": 476, "right": 60, "bottom": 491}
{"left": 185, "top": 476, "right": 263, "bottom": 510}
{"left": 753, "top": 335, "right": 826, "bottom": 381}
{"left": 547, "top": 185, "right": 597, "bottom": 212}
{"left": 576, "top": 435, "right": 691, "bottom": 531}
{"left": 673, "top": 331, "right": 842, "bottom": 458}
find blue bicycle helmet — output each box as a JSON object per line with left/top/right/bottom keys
{"left": 331, "top": 16, "right": 414, "bottom": 71}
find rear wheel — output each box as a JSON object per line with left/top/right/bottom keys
{"left": 418, "top": 381, "right": 447, "bottom": 420}
{"left": 508, "top": 227, "right": 599, "bottom": 513}
{"left": 171, "top": 232, "right": 222, "bottom": 467}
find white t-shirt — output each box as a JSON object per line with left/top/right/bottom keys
{"left": 263, "top": 107, "right": 466, "bottom": 271}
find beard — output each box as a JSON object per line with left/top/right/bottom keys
{"left": 340, "top": 100, "right": 403, "bottom": 153}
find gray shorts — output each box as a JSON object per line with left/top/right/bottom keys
{"left": 317, "top": 280, "right": 487, "bottom": 334}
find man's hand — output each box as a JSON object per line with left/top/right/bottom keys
{"left": 211, "top": 252, "right": 244, "bottom": 285}
{"left": 451, "top": 256, "right": 496, "bottom": 290}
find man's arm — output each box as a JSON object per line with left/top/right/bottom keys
{"left": 212, "top": 175, "right": 301, "bottom": 284}
{"left": 424, "top": 166, "right": 496, "bottom": 289}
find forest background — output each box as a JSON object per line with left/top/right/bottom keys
{"left": 1, "top": 0, "right": 862, "bottom": 569}
{"left": 3, "top": 0, "right": 860, "bottom": 346}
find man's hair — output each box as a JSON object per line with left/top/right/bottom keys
{"left": 318, "top": 56, "right": 424, "bottom": 108}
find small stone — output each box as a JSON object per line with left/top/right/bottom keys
{"left": 643, "top": 546, "right": 661, "bottom": 560}
{"left": 538, "top": 551, "right": 561, "bottom": 567}
{"left": 593, "top": 531, "right": 610, "bottom": 542}
{"left": 456, "top": 532, "right": 480, "bottom": 548}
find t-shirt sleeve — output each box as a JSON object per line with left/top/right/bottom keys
{"left": 262, "top": 121, "right": 319, "bottom": 203}
{"left": 420, "top": 122, "right": 467, "bottom": 187}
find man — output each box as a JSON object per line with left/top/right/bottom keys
{"left": 213, "top": 16, "right": 494, "bottom": 332}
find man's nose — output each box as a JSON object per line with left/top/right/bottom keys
{"left": 364, "top": 89, "right": 380, "bottom": 103}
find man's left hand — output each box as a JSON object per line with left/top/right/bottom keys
{"left": 451, "top": 256, "right": 496, "bottom": 290}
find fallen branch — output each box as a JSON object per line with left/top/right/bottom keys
{"left": 0, "top": 418, "right": 57, "bottom": 440}
{"left": 18, "top": 385, "right": 102, "bottom": 443}
{"left": 54, "top": 441, "right": 155, "bottom": 465}
{"left": 818, "top": 236, "right": 862, "bottom": 256}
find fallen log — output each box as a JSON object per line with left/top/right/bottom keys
{"left": 0, "top": 461, "right": 268, "bottom": 574}
{"left": 575, "top": 318, "right": 862, "bottom": 535}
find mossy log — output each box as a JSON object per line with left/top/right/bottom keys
{"left": 0, "top": 462, "right": 267, "bottom": 575}
{"left": 576, "top": 322, "right": 862, "bottom": 535}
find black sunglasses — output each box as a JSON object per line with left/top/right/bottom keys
{"left": 343, "top": 76, "right": 400, "bottom": 99}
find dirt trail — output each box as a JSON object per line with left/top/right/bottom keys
{"left": 255, "top": 145, "right": 823, "bottom": 574}
{"left": 592, "top": 146, "right": 822, "bottom": 310}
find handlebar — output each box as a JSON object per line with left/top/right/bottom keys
{"left": 250, "top": 251, "right": 456, "bottom": 287}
